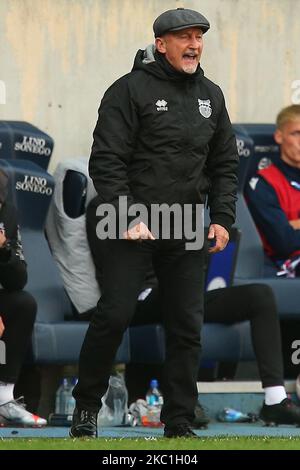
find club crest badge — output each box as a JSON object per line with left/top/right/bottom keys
{"left": 156, "top": 99, "right": 168, "bottom": 111}
{"left": 198, "top": 99, "right": 212, "bottom": 118}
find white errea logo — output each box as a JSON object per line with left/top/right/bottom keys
{"left": 156, "top": 99, "right": 168, "bottom": 111}
{"left": 249, "top": 177, "right": 259, "bottom": 191}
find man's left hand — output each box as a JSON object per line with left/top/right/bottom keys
{"left": 207, "top": 224, "right": 229, "bottom": 253}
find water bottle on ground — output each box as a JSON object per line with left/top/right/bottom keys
{"left": 55, "top": 378, "right": 70, "bottom": 414}
{"left": 66, "top": 378, "right": 77, "bottom": 415}
{"left": 217, "top": 407, "right": 258, "bottom": 423}
{"left": 144, "top": 379, "right": 163, "bottom": 427}
{"left": 55, "top": 377, "right": 78, "bottom": 415}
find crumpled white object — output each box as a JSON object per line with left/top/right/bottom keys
{"left": 98, "top": 374, "right": 128, "bottom": 427}
{"left": 277, "top": 256, "right": 300, "bottom": 278}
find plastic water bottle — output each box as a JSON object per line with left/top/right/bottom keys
{"left": 66, "top": 378, "right": 77, "bottom": 415}
{"left": 145, "top": 379, "right": 163, "bottom": 427}
{"left": 55, "top": 378, "right": 70, "bottom": 414}
{"left": 55, "top": 383, "right": 61, "bottom": 414}
{"left": 217, "top": 407, "right": 257, "bottom": 423}
{"left": 55, "top": 377, "right": 78, "bottom": 415}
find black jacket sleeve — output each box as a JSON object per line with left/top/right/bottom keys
{"left": 89, "top": 77, "right": 139, "bottom": 208}
{"left": 0, "top": 204, "right": 27, "bottom": 291}
{"left": 206, "top": 90, "right": 239, "bottom": 232}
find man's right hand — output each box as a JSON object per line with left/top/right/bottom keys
{"left": 123, "top": 222, "right": 155, "bottom": 241}
{"left": 0, "top": 316, "right": 4, "bottom": 338}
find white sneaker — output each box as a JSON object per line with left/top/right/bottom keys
{"left": 0, "top": 397, "right": 47, "bottom": 427}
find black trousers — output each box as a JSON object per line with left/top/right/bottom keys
{"left": 73, "top": 237, "right": 205, "bottom": 426}
{"left": 0, "top": 290, "right": 36, "bottom": 383}
{"left": 128, "top": 283, "right": 284, "bottom": 393}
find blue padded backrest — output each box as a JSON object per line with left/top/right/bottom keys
{"left": 234, "top": 194, "right": 265, "bottom": 279}
{"left": 0, "top": 159, "right": 72, "bottom": 323}
{"left": 0, "top": 159, "right": 54, "bottom": 230}
{"left": 230, "top": 124, "right": 276, "bottom": 278}
{"left": 129, "top": 322, "right": 254, "bottom": 363}
{"left": 234, "top": 123, "right": 280, "bottom": 191}
{"left": 21, "top": 230, "right": 72, "bottom": 323}
{"left": 233, "top": 125, "right": 254, "bottom": 192}
{"left": 205, "top": 197, "right": 264, "bottom": 280}
{"left": 0, "top": 121, "right": 54, "bottom": 170}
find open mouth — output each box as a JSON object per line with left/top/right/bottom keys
{"left": 182, "top": 53, "right": 198, "bottom": 65}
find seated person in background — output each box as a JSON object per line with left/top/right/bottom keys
{"left": 0, "top": 169, "right": 46, "bottom": 427}
{"left": 245, "top": 105, "right": 300, "bottom": 270}
{"left": 86, "top": 195, "right": 300, "bottom": 426}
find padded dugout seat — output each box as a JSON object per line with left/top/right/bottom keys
{"left": 0, "top": 159, "right": 130, "bottom": 364}
{"left": 0, "top": 121, "right": 54, "bottom": 170}
{"left": 233, "top": 123, "right": 279, "bottom": 185}
{"left": 129, "top": 322, "right": 254, "bottom": 365}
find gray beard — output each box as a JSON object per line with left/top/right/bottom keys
{"left": 182, "top": 64, "right": 198, "bottom": 74}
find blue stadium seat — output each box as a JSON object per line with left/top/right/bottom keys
{"left": 0, "top": 158, "right": 130, "bottom": 364}
{"left": 233, "top": 123, "right": 279, "bottom": 185}
{"left": 233, "top": 125, "right": 255, "bottom": 192}
{"left": 129, "top": 322, "right": 254, "bottom": 365}
{"left": 0, "top": 121, "right": 54, "bottom": 170}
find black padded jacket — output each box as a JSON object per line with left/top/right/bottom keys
{"left": 89, "top": 48, "right": 238, "bottom": 232}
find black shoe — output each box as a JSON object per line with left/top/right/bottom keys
{"left": 164, "top": 423, "right": 198, "bottom": 438}
{"left": 193, "top": 402, "right": 210, "bottom": 429}
{"left": 260, "top": 398, "right": 300, "bottom": 426}
{"left": 69, "top": 407, "right": 98, "bottom": 438}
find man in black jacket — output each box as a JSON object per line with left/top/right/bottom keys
{"left": 0, "top": 169, "right": 46, "bottom": 427}
{"left": 71, "top": 7, "right": 238, "bottom": 438}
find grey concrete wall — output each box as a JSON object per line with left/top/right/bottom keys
{"left": 0, "top": 0, "right": 300, "bottom": 168}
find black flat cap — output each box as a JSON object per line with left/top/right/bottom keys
{"left": 153, "top": 7, "right": 210, "bottom": 37}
